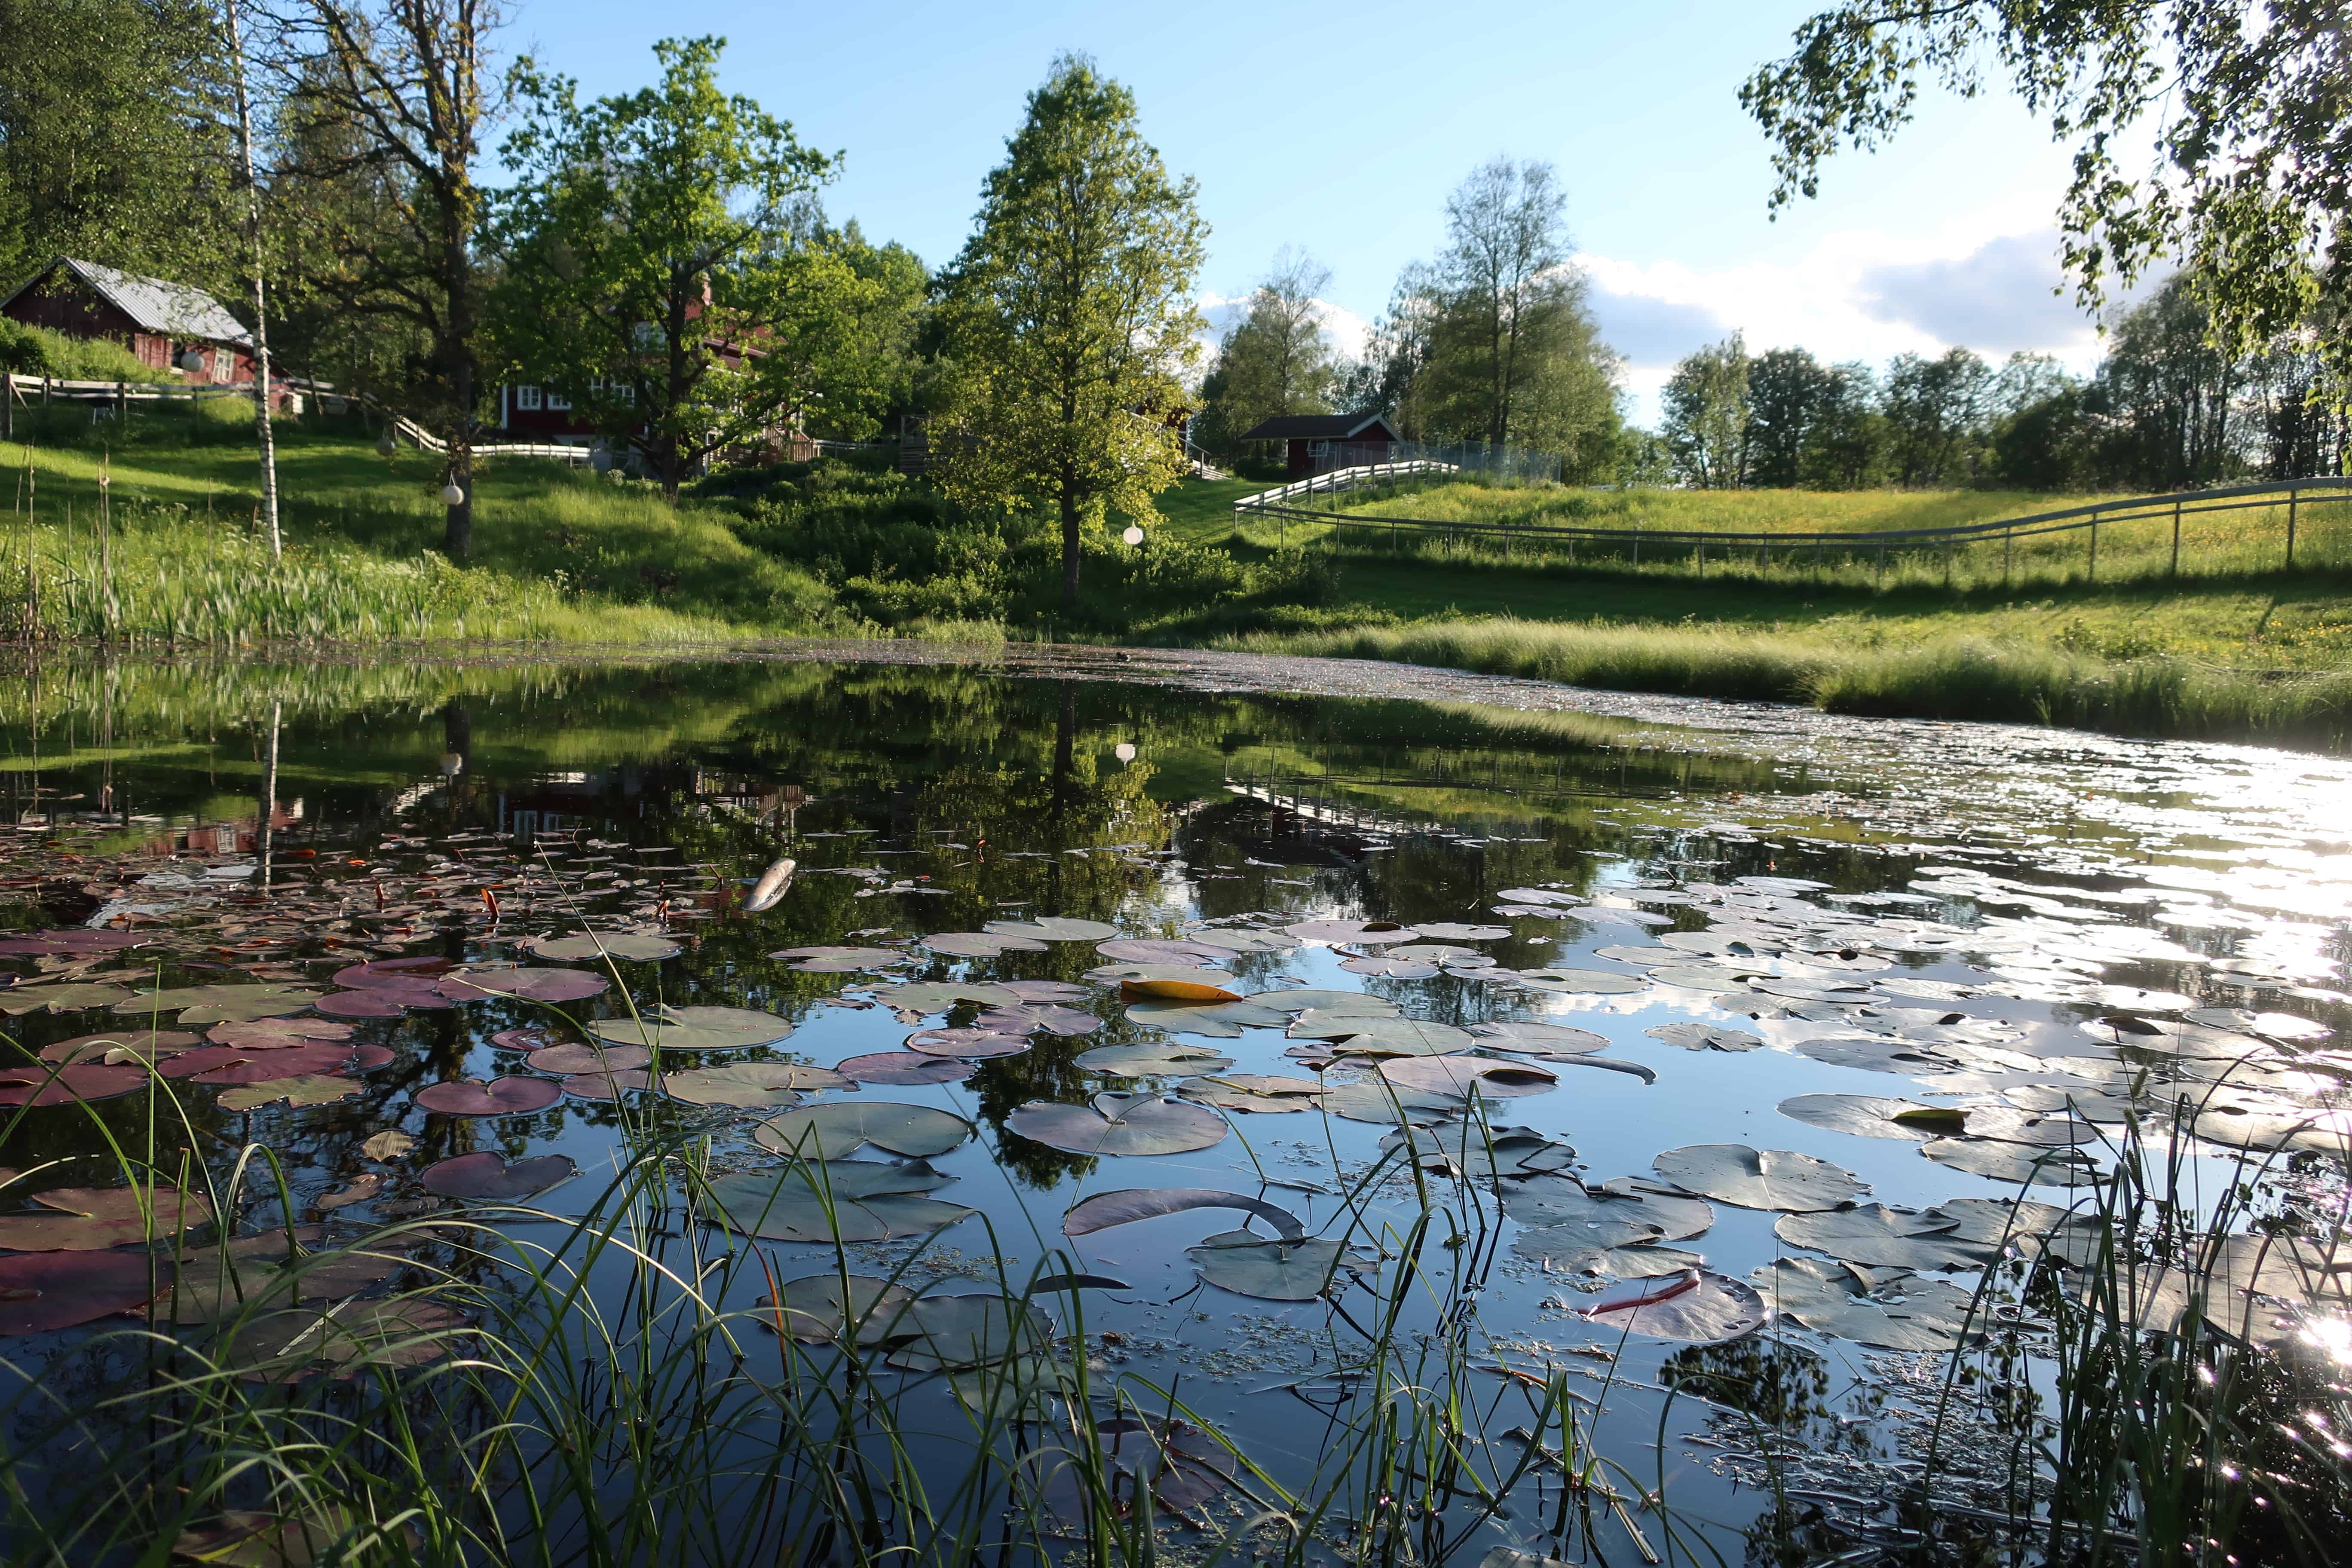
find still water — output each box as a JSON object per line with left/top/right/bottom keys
{"left": 0, "top": 648, "right": 2346, "bottom": 1564}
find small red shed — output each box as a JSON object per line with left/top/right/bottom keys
{"left": 1237, "top": 412, "right": 1401, "bottom": 478}
{"left": 1, "top": 257, "right": 257, "bottom": 385}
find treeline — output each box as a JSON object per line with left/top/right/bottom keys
{"left": 1657, "top": 274, "right": 2352, "bottom": 494}
{"left": 1192, "top": 159, "right": 1626, "bottom": 482}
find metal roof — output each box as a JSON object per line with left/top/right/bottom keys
{"left": 2, "top": 257, "right": 252, "bottom": 346}
{"left": 1236, "top": 413, "right": 1397, "bottom": 442}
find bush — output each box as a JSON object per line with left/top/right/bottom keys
{"left": 0, "top": 318, "right": 173, "bottom": 383}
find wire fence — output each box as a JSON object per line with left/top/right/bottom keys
{"left": 1238, "top": 469, "right": 2352, "bottom": 586}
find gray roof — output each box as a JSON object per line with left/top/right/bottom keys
{"left": 3, "top": 257, "right": 251, "bottom": 347}
{"left": 1236, "top": 413, "right": 1397, "bottom": 442}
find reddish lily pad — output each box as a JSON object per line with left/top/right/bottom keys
{"left": 561, "top": 1069, "right": 651, "bottom": 1099}
{"left": 0, "top": 1063, "right": 148, "bottom": 1106}
{"left": 525, "top": 1041, "right": 652, "bottom": 1074}
{"left": 156, "top": 1043, "right": 352, "bottom": 1085}
{"left": 421, "top": 1151, "right": 578, "bottom": 1200}
{"left": 437, "top": 967, "right": 610, "bottom": 1004}
{"left": 312, "top": 990, "right": 409, "bottom": 1019}
{"left": 208, "top": 1018, "right": 355, "bottom": 1048}
{"left": 903, "top": 1028, "right": 1031, "bottom": 1059}
{"left": 413, "top": 1076, "right": 561, "bottom": 1115}
{"left": 39, "top": 1030, "right": 199, "bottom": 1064}
{"left": 0, "top": 1249, "right": 162, "bottom": 1333}
{"left": 332, "top": 957, "right": 456, "bottom": 989}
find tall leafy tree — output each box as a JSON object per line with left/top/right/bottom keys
{"left": 1800, "top": 361, "right": 1889, "bottom": 489}
{"left": 2091, "top": 274, "right": 2242, "bottom": 488}
{"left": 934, "top": 55, "right": 1206, "bottom": 610}
{"left": 1882, "top": 347, "right": 1991, "bottom": 487}
{"left": 1661, "top": 333, "right": 1751, "bottom": 488}
{"left": 1195, "top": 248, "right": 1340, "bottom": 460}
{"left": 278, "top": 0, "right": 500, "bottom": 563}
{"left": 1742, "top": 2, "right": 2352, "bottom": 365}
{"left": 0, "top": 0, "right": 237, "bottom": 288}
{"left": 493, "top": 37, "right": 849, "bottom": 498}
{"left": 1744, "top": 346, "right": 1830, "bottom": 487}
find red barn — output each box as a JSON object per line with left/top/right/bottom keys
{"left": 1, "top": 256, "right": 257, "bottom": 385}
{"left": 1237, "top": 412, "right": 1400, "bottom": 478}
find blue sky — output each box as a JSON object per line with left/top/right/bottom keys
{"left": 514, "top": 0, "right": 2147, "bottom": 423}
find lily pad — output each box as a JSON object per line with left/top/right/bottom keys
{"left": 219, "top": 1075, "right": 361, "bottom": 1111}
{"left": 0, "top": 1063, "right": 147, "bottom": 1106}
{"left": 662, "top": 1062, "right": 847, "bottom": 1107}
{"left": 1645, "top": 1022, "right": 1764, "bottom": 1053}
{"left": 438, "top": 967, "right": 610, "bottom": 1004}
{"left": 983, "top": 916, "right": 1120, "bottom": 942}
{"left": 1773, "top": 1205, "right": 1994, "bottom": 1271}
{"left": 1517, "top": 1238, "right": 1707, "bottom": 1277}
{"left": 38, "top": 1030, "right": 197, "bottom": 1065}
{"left": 704, "top": 1168, "right": 974, "bottom": 1243}
{"left": 1470, "top": 1020, "right": 1610, "bottom": 1056}
{"left": 755, "top": 1102, "right": 976, "bottom": 1160}
{"left": 421, "top": 1152, "right": 578, "bottom": 1200}
{"left": 1339, "top": 956, "right": 1440, "bottom": 978}
{"left": 1516, "top": 968, "right": 1646, "bottom": 995}
{"left": 1411, "top": 923, "right": 1511, "bottom": 941}
{"left": 413, "top": 1076, "right": 561, "bottom": 1116}
{"left": 524, "top": 1041, "right": 653, "bottom": 1075}
{"left": 1075, "top": 1041, "right": 1236, "bottom": 1076}
{"left": 1094, "top": 939, "right": 1231, "bottom": 965}
{"left": 0, "top": 983, "right": 134, "bottom": 1014}
{"left": 834, "top": 1051, "right": 974, "bottom": 1085}
{"left": 1189, "top": 1231, "right": 1369, "bottom": 1301}
{"left": 1283, "top": 918, "right": 1420, "bottom": 945}
{"left": 209, "top": 1017, "right": 354, "bottom": 1048}
{"left": 1176, "top": 1073, "right": 1325, "bottom": 1112}
{"left": 113, "top": 984, "right": 318, "bottom": 1023}
{"left": 769, "top": 946, "right": 913, "bottom": 973}
{"left": 1245, "top": 990, "right": 1396, "bottom": 1016}
{"left": 1654, "top": 1144, "right": 1868, "bottom": 1213}
{"left": 1577, "top": 1270, "right": 1764, "bottom": 1343}
{"left": 1378, "top": 1055, "right": 1557, "bottom": 1099}
{"left": 1062, "top": 1188, "right": 1305, "bottom": 1241}
{"left": 529, "top": 932, "right": 683, "bottom": 962}
{"left": 755, "top": 1273, "right": 916, "bottom": 1345}
{"left": 885, "top": 1291, "right": 1054, "bottom": 1370}
{"left": 1292, "top": 1016, "right": 1473, "bottom": 1056}
{"left": 1920, "top": 1137, "right": 2099, "bottom": 1186}
{"left": 0, "top": 1250, "right": 162, "bottom": 1333}
{"left": 1791, "top": 1035, "right": 1958, "bottom": 1075}
{"left": 1504, "top": 1174, "right": 1712, "bottom": 1241}
{"left": 312, "top": 990, "right": 410, "bottom": 1019}
{"left": 562, "top": 1069, "right": 651, "bottom": 1099}
{"left": 1184, "top": 927, "right": 1300, "bottom": 954}
{"left": 331, "top": 957, "right": 455, "bottom": 989}
{"left": 1749, "top": 1257, "right": 1981, "bottom": 1351}
{"left": 590, "top": 1005, "right": 792, "bottom": 1053}
{"left": 1777, "top": 1093, "right": 1960, "bottom": 1142}
{"left": 972, "top": 1003, "right": 1100, "bottom": 1035}
{"left": 904, "top": 1027, "right": 1032, "bottom": 1059}
{"left": 873, "top": 980, "right": 1022, "bottom": 1014}
{"left": 1124, "top": 998, "right": 1292, "bottom": 1038}
{"left": 1006, "top": 1093, "right": 1228, "bottom": 1157}
{"left": 1088, "top": 962, "right": 1242, "bottom": 988}
{"left": 921, "top": 931, "right": 1048, "bottom": 957}
{"left": 1317, "top": 1080, "right": 1461, "bottom": 1124}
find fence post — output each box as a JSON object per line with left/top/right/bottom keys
{"left": 2004, "top": 527, "right": 2013, "bottom": 587}
{"left": 1, "top": 374, "right": 10, "bottom": 443}
{"left": 1875, "top": 543, "right": 1884, "bottom": 584}
{"left": 2287, "top": 488, "right": 2298, "bottom": 568}
{"left": 2170, "top": 499, "right": 2181, "bottom": 578}
{"left": 2087, "top": 511, "right": 2097, "bottom": 582}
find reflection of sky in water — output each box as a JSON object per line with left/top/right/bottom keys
{"left": 0, "top": 654, "right": 2346, "bottom": 1559}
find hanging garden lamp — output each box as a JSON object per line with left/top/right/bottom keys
{"left": 441, "top": 481, "right": 466, "bottom": 505}
{"left": 1121, "top": 525, "right": 1145, "bottom": 546}
{"left": 376, "top": 432, "right": 397, "bottom": 457}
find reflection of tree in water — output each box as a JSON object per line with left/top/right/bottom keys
{"left": 966, "top": 1034, "right": 1100, "bottom": 1190}
{"left": 1658, "top": 1338, "right": 1886, "bottom": 1568}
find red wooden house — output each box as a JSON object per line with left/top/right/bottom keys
{"left": 2, "top": 256, "right": 260, "bottom": 388}
{"left": 1237, "top": 413, "right": 1400, "bottom": 478}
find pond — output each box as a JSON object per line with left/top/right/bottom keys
{"left": 0, "top": 646, "right": 2346, "bottom": 1566}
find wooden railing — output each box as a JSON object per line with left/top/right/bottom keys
{"left": 1237, "top": 472, "right": 2352, "bottom": 575}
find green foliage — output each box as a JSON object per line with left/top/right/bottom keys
{"left": 1740, "top": 2, "right": 2351, "bottom": 379}
{"left": 932, "top": 54, "right": 1207, "bottom": 607}
{"left": 1193, "top": 249, "right": 1342, "bottom": 460}
{"left": 495, "top": 37, "right": 904, "bottom": 498}
{"left": 0, "top": 0, "right": 239, "bottom": 289}
{"left": 1662, "top": 333, "right": 1750, "bottom": 487}
{"left": 0, "top": 319, "right": 173, "bottom": 383}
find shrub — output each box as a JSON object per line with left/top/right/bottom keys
{"left": 0, "top": 318, "right": 173, "bottom": 383}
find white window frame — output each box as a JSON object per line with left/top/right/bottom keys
{"left": 545, "top": 388, "right": 571, "bottom": 411}
{"left": 516, "top": 384, "right": 543, "bottom": 411}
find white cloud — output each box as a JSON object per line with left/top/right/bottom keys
{"left": 1194, "top": 291, "right": 1374, "bottom": 368}
{"left": 1580, "top": 227, "right": 2144, "bottom": 426}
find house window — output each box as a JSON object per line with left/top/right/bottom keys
{"left": 516, "top": 384, "right": 542, "bottom": 411}
{"left": 613, "top": 383, "right": 634, "bottom": 406}
{"left": 545, "top": 389, "right": 571, "bottom": 411}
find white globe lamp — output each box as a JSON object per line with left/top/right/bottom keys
{"left": 1121, "top": 525, "right": 1145, "bottom": 546}
{"left": 440, "top": 481, "right": 466, "bottom": 506}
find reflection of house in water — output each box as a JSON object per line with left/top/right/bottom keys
{"left": 182, "top": 800, "right": 304, "bottom": 856}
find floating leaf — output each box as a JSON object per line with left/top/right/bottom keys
{"left": 834, "top": 1051, "right": 974, "bottom": 1085}
{"left": 219, "top": 1075, "right": 361, "bottom": 1111}
{"left": 1412, "top": 923, "right": 1511, "bottom": 941}
{"left": 885, "top": 1291, "right": 1054, "bottom": 1370}
{"left": 1749, "top": 1257, "right": 1981, "bottom": 1351}
{"left": 1283, "top": 918, "right": 1420, "bottom": 945}
{"left": 1470, "top": 1020, "right": 1609, "bottom": 1056}
{"left": 1061, "top": 1188, "right": 1305, "bottom": 1241}
{"left": 422, "top": 1152, "right": 577, "bottom": 1200}
{"left": 1120, "top": 978, "right": 1242, "bottom": 1004}
{"left": 1340, "top": 956, "right": 1439, "bottom": 978}
{"left": 769, "top": 946, "right": 911, "bottom": 972}
{"left": 921, "top": 931, "right": 1048, "bottom": 957}
{"left": 1920, "top": 1138, "right": 2099, "bottom": 1186}
{"left": 1183, "top": 928, "right": 1300, "bottom": 954}
{"left": 1189, "top": 1231, "right": 1369, "bottom": 1301}
{"left": 1791, "top": 1035, "right": 1957, "bottom": 1075}
{"left": 526, "top": 1041, "right": 652, "bottom": 1075}
{"left": 1503, "top": 1175, "right": 1710, "bottom": 1241}
{"left": 223, "top": 1298, "right": 466, "bottom": 1381}
{"left": 0, "top": 1250, "right": 162, "bottom": 1334}
{"left": 1654, "top": 1145, "right": 1868, "bottom": 1213}
{"left": 313, "top": 990, "right": 408, "bottom": 1019}
{"left": 1773, "top": 1205, "right": 1993, "bottom": 1271}
{"left": 314, "top": 1175, "right": 385, "bottom": 1211}
{"left": 1006, "top": 1093, "right": 1228, "bottom": 1157}
{"left": 489, "top": 1026, "right": 567, "bottom": 1053}
{"left": 1316, "top": 1080, "right": 1460, "bottom": 1124}
{"left": 529, "top": 932, "right": 682, "bottom": 962}
{"left": 704, "top": 1168, "right": 974, "bottom": 1243}
{"left": 755, "top": 1102, "right": 976, "bottom": 1160}
{"left": 561, "top": 1069, "right": 651, "bottom": 1099}
{"left": 1645, "top": 1022, "right": 1764, "bottom": 1053}
{"left": 1386, "top": 1123, "right": 1576, "bottom": 1179}
{"left": 1777, "top": 1093, "right": 1955, "bottom": 1143}
{"left": 1579, "top": 1270, "right": 1764, "bottom": 1342}
{"left": 1378, "top": 1055, "right": 1557, "bottom": 1099}
{"left": 1384, "top": 943, "right": 1497, "bottom": 968}
{"left": 0, "top": 983, "right": 133, "bottom": 1014}
{"left": 873, "top": 980, "right": 1022, "bottom": 1014}
{"left": 1245, "top": 990, "right": 1396, "bottom": 1016}
{"left": 755, "top": 1273, "right": 916, "bottom": 1345}
{"left": 0, "top": 1063, "right": 146, "bottom": 1106}
{"left": 413, "top": 1076, "right": 561, "bottom": 1116}
{"left": 360, "top": 1131, "right": 414, "bottom": 1162}
{"left": 1514, "top": 1234, "right": 1706, "bottom": 1277}
{"left": 1515, "top": 968, "right": 1646, "bottom": 995}
{"left": 1123, "top": 998, "right": 1291, "bottom": 1038}
{"left": 438, "top": 967, "right": 610, "bottom": 1004}
{"left": 972, "top": 1003, "right": 1100, "bottom": 1035}
{"left": 158, "top": 1043, "right": 352, "bottom": 1084}
{"left": 1294, "top": 1016, "right": 1473, "bottom": 1056}
{"left": 904, "top": 1027, "right": 1031, "bottom": 1059}
{"left": 113, "top": 984, "right": 318, "bottom": 1023}
{"left": 590, "top": 1005, "right": 792, "bottom": 1053}
{"left": 983, "top": 917, "right": 1119, "bottom": 942}
{"left": 1496, "top": 888, "right": 1581, "bottom": 906}
{"left": 662, "top": 1062, "right": 847, "bottom": 1107}
{"left": 208, "top": 1018, "right": 354, "bottom": 1048}
{"left": 39, "top": 1030, "right": 198, "bottom": 1065}
{"left": 1074, "top": 1042, "right": 1235, "bottom": 1076}
{"left": 1094, "top": 939, "right": 1230, "bottom": 965}
{"left": 1177, "top": 1073, "right": 1324, "bottom": 1112}
{"left": 331, "top": 957, "right": 454, "bottom": 989}
{"left": 1087, "top": 962, "right": 1241, "bottom": 988}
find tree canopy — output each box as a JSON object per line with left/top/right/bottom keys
{"left": 1194, "top": 249, "right": 1341, "bottom": 462}
{"left": 933, "top": 55, "right": 1205, "bottom": 609}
